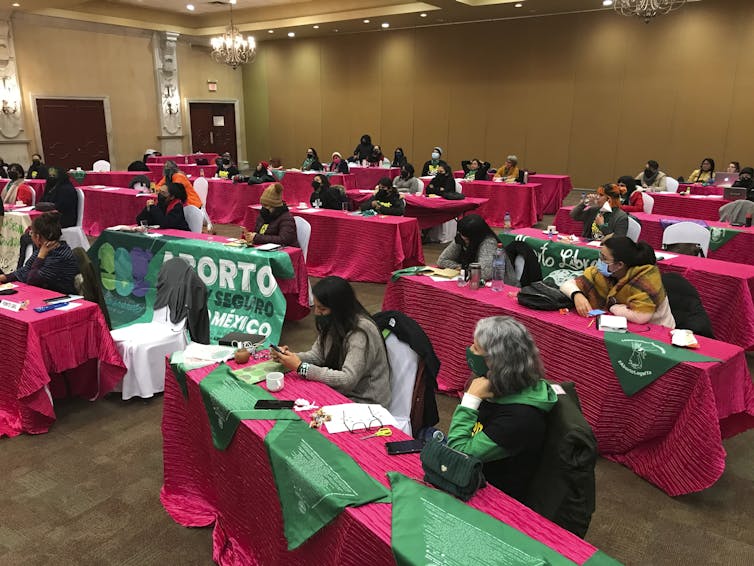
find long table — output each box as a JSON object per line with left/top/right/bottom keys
{"left": 555, "top": 206, "right": 754, "bottom": 265}
{"left": 649, "top": 192, "right": 729, "bottom": 221}
{"left": 72, "top": 171, "right": 159, "bottom": 187}
{"left": 205, "top": 179, "right": 274, "bottom": 225}
{"left": 0, "top": 283, "right": 126, "bottom": 437}
{"left": 279, "top": 171, "right": 356, "bottom": 205}
{"left": 161, "top": 360, "right": 607, "bottom": 565}
{"left": 243, "top": 206, "right": 424, "bottom": 283}
{"left": 504, "top": 228, "right": 754, "bottom": 351}
{"left": 81, "top": 186, "right": 149, "bottom": 236}
{"left": 382, "top": 275, "right": 754, "bottom": 495}
{"left": 147, "top": 153, "right": 219, "bottom": 165}
{"left": 147, "top": 162, "right": 207, "bottom": 179}
{"left": 347, "top": 166, "right": 400, "bottom": 189}
{"left": 345, "top": 190, "right": 489, "bottom": 229}
{"left": 452, "top": 172, "right": 572, "bottom": 214}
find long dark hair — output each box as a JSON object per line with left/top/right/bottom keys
{"left": 313, "top": 173, "right": 330, "bottom": 190}
{"left": 313, "top": 277, "right": 373, "bottom": 369}
{"left": 456, "top": 214, "right": 498, "bottom": 268}
{"left": 603, "top": 236, "right": 656, "bottom": 267}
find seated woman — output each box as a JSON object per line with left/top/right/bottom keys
{"left": 618, "top": 176, "right": 644, "bottom": 213}
{"left": 247, "top": 161, "right": 275, "bottom": 184}
{"left": 688, "top": 157, "right": 715, "bottom": 184}
{"left": 447, "top": 316, "right": 557, "bottom": 502}
{"left": 425, "top": 163, "right": 457, "bottom": 196}
{"left": 392, "top": 163, "right": 422, "bottom": 194}
{"left": 367, "top": 145, "right": 390, "bottom": 167}
{"left": 560, "top": 236, "right": 675, "bottom": 328}
{"left": 392, "top": 147, "right": 408, "bottom": 169}
{"left": 1, "top": 163, "right": 35, "bottom": 206}
{"left": 727, "top": 161, "right": 740, "bottom": 174}
{"left": 328, "top": 152, "right": 349, "bottom": 174}
{"left": 301, "top": 148, "right": 324, "bottom": 171}
{"left": 215, "top": 156, "right": 239, "bottom": 179}
{"left": 39, "top": 167, "right": 79, "bottom": 228}
{"left": 438, "top": 214, "right": 515, "bottom": 282}
{"left": 493, "top": 155, "right": 520, "bottom": 182}
{"left": 570, "top": 183, "right": 628, "bottom": 240}
{"left": 136, "top": 182, "right": 190, "bottom": 231}
{"left": 155, "top": 160, "right": 202, "bottom": 208}
{"left": 360, "top": 177, "right": 405, "bottom": 216}
{"left": 421, "top": 147, "right": 448, "bottom": 177}
{"left": 733, "top": 166, "right": 754, "bottom": 194}
{"left": 310, "top": 174, "right": 347, "bottom": 209}
{"left": 0, "top": 212, "right": 79, "bottom": 294}
{"left": 271, "top": 276, "right": 391, "bottom": 406}
{"left": 461, "top": 158, "right": 491, "bottom": 181}
{"left": 243, "top": 183, "right": 299, "bottom": 247}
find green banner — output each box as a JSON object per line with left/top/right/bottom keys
{"left": 265, "top": 419, "right": 391, "bottom": 550}
{"left": 199, "top": 363, "right": 299, "bottom": 450}
{"left": 583, "top": 551, "right": 624, "bottom": 566}
{"left": 603, "top": 332, "right": 720, "bottom": 396}
{"left": 388, "top": 472, "right": 580, "bottom": 566}
{"left": 708, "top": 226, "right": 740, "bottom": 252}
{"left": 0, "top": 211, "right": 32, "bottom": 274}
{"left": 499, "top": 233, "right": 599, "bottom": 285}
{"left": 87, "top": 229, "right": 294, "bottom": 345}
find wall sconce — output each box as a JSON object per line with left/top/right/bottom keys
{"left": 162, "top": 84, "right": 180, "bottom": 116}
{"left": 0, "top": 76, "right": 20, "bottom": 116}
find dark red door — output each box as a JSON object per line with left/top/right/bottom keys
{"left": 189, "top": 102, "right": 237, "bottom": 159}
{"left": 36, "top": 98, "right": 110, "bottom": 170}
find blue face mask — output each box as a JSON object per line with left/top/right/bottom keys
{"left": 596, "top": 259, "right": 612, "bottom": 278}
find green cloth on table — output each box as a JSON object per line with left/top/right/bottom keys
{"left": 271, "top": 169, "right": 286, "bottom": 181}
{"left": 583, "top": 550, "right": 624, "bottom": 566}
{"left": 232, "top": 360, "right": 286, "bottom": 384}
{"left": 390, "top": 265, "right": 432, "bottom": 281}
{"left": 603, "top": 332, "right": 720, "bottom": 396}
{"left": 708, "top": 226, "right": 740, "bottom": 252}
{"left": 388, "top": 472, "right": 579, "bottom": 566}
{"left": 170, "top": 359, "right": 190, "bottom": 399}
{"left": 265, "top": 419, "right": 390, "bottom": 550}
{"left": 199, "top": 363, "right": 299, "bottom": 450}
{"left": 498, "top": 232, "right": 598, "bottom": 281}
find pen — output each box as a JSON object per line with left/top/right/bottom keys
{"left": 587, "top": 318, "right": 595, "bottom": 328}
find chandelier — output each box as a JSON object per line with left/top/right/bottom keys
{"left": 612, "top": 0, "right": 687, "bottom": 23}
{"left": 210, "top": 1, "right": 256, "bottom": 69}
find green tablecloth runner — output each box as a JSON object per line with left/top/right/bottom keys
{"left": 388, "top": 472, "right": 584, "bottom": 566}
{"left": 708, "top": 226, "right": 740, "bottom": 252}
{"left": 391, "top": 265, "right": 433, "bottom": 281}
{"left": 265, "top": 419, "right": 391, "bottom": 550}
{"left": 199, "top": 363, "right": 299, "bottom": 450}
{"left": 583, "top": 550, "right": 624, "bottom": 566}
{"left": 604, "top": 332, "right": 720, "bottom": 396}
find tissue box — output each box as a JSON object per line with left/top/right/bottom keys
{"left": 597, "top": 314, "right": 627, "bottom": 333}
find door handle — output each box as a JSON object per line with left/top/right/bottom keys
{"left": 209, "top": 131, "right": 214, "bottom": 145}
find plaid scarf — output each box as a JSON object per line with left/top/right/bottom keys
{"left": 577, "top": 264, "right": 666, "bottom": 314}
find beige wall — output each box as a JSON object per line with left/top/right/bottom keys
{"left": 243, "top": 0, "right": 754, "bottom": 188}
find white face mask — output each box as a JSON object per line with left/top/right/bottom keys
{"left": 600, "top": 202, "right": 612, "bottom": 213}
{"left": 431, "top": 152, "right": 440, "bottom": 160}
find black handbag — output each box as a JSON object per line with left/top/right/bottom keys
{"left": 442, "top": 191, "right": 465, "bottom": 200}
{"left": 420, "top": 439, "right": 486, "bottom": 501}
{"left": 517, "top": 281, "right": 573, "bottom": 311}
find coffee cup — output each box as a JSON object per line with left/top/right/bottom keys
{"left": 299, "top": 202, "right": 307, "bottom": 209}
{"left": 266, "top": 372, "right": 284, "bottom": 392}
{"left": 547, "top": 225, "right": 557, "bottom": 234}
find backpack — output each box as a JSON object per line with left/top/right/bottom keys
{"left": 517, "top": 281, "right": 572, "bottom": 311}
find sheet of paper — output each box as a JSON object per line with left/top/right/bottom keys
{"left": 429, "top": 267, "right": 460, "bottom": 278}
{"left": 428, "top": 276, "right": 458, "bottom": 282}
{"left": 300, "top": 208, "right": 324, "bottom": 213}
{"left": 12, "top": 206, "right": 35, "bottom": 212}
{"left": 655, "top": 252, "right": 678, "bottom": 260}
{"left": 321, "top": 403, "right": 398, "bottom": 434}
{"left": 102, "top": 187, "right": 121, "bottom": 191}
{"left": 56, "top": 302, "right": 83, "bottom": 311}
{"left": 182, "top": 342, "right": 236, "bottom": 363}
{"left": 586, "top": 240, "right": 603, "bottom": 247}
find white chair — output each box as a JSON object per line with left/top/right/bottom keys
{"left": 662, "top": 221, "right": 711, "bottom": 257}
{"left": 61, "top": 187, "right": 89, "bottom": 250}
{"left": 183, "top": 205, "right": 203, "bottom": 233}
{"left": 294, "top": 216, "right": 311, "bottom": 260}
{"left": 514, "top": 255, "right": 526, "bottom": 282}
{"left": 110, "top": 306, "right": 188, "bottom": 400}
{"left": 192, "top": 176, "right": 213, "bottom": 232}
{"left": 92, "top": 160, "right": 111, "bottom": 172}
{"left": 665, "top": 177, "right": 679, "bottom": 193}
{"left": 385, "top": 333, "right": 420, "bottom": 436}
{"left": 626, "top": 216, "right": 641, "bottom": 243}
{"left": 642, "top": 193, "right": 655, "bottom": 214}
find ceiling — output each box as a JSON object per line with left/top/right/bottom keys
{"left": 9, "top": 1, "right": 697, "bottom": 41}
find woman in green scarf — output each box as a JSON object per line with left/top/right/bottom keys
{"left": 301, "top": 148, "right": 324, "bottom": 172}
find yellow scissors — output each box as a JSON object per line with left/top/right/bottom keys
{"left": 360, "top": 427, "right": 392, "bottom": 440}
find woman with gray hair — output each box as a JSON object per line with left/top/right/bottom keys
{"left": 446, "top": 316, "right": 557, "bottom": 501}
{"left": 493, "top": 155, "right": 520, "bottom": 182}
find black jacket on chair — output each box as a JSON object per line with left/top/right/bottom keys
{"left": 505, "top": 240, "right": 543, "bottom": 288}
{"left": 661, "top": 272, "right": 715, "bottom": 339}
{"left": 153, "top": 257, "right": 210, "bottom": 344}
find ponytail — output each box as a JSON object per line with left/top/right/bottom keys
{"left": 604, "top": 236, "right": 656, "bottom": 267}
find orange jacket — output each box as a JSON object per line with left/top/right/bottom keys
{"left": 156, "top": 173, "right": 202, "bottom": 208}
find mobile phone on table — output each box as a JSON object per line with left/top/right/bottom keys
{"left": 44, "top": 294, "right": 70, "bottom": 303}
{"left": 254, "top": 399, "right": 294, "bottom": 410}
{"left": 385, "top": 439, "right": 425, "bottom": 455}
{"left": 269, "top": 344, "right": 284, "bottom": 354}
{"left": 587, "top": 309, "right": 607, "bottom": 317}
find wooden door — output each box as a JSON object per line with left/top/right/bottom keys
{"left": 36, "top": 98, "right": 110, "bottom": 170}
{"left": 189, "top": 102, "right": 237, "bottom": 159}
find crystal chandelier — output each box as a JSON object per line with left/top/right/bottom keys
{"left": 612, "top": 0, "right": 687, "bottom": 23}
{"left": 210, "top": 1, "right": 256, "bottom": 69}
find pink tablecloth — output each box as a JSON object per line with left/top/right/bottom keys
{"left": 513, "top": 227, "right": 754, "bottom": 351}
{"left": 529, "top": 174, "right": 573, "bottom": 214}
{"left": 426, "top": 179, "right": 541, "bottom": 228}
{"left": 147, "top": 153, "right": 219, "bottom": 165}
{"left": 0, "top": 178, "right": 46, "bottom": 201}
{"left": 345, "top": 190, "right": 489, "bottom": 229}
{"left": 72, "top": 171, "right": 159, "bottom": 188}
{"left": 555, "top": 206, "right": 754, "bottom": 265}
{"left": 161, "top": 360, "right": 602, "bottom": 565}
{"left": 347, "top": 166, "right": 400, "bottom": 189}
{"left": 680, "top": 184, "right": 726, "bottom": 196}
{"left": 147, "top": 163, "right": 206, "bottom": 179}
{"left": 0, "top": 283, "right": 126, "bottom": 437}
{"left": 649, "top": 192, "right": 730, "bottom": 221}
{"left": 279, "top": 171, "right": 355, "bottom": 205}
{"left": 205, "top": 179, "right": 274, "bottom": 225}
{"left": 157, "top": 229, "right": 310, "bottom": 321}
{"left": 81, "top": 186, "right": 147, "bottom": 237}
{"left": 383, "top": 276, "right": 754, "bottom": 495}
{"left": 243, "top": 207, "right": 424, "bottom": 283}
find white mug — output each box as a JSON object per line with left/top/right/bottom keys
{"left": 266, "top": 372, "right": 284, "bottom": 392}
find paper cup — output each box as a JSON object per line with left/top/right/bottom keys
{"left": 299, "top": 202, "right": 307, "bottom": 209}
{"left": 547, "top": 225, "right": 557, "bottom": 233}
{"left": 266, "top": 372, "right": 284, "bottom": 392}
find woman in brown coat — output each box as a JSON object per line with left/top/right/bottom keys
{"left": 244, "top": 183, "right": 300, "bottom": 247}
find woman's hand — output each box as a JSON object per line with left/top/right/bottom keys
{"left": 586, "top": 194, "right": 598, "bottom": 207}
{"left": 595, "top": 213, "right": 605, "bottom": 226}
{"left": 273, "top": 349, "right": 301, "bottom": 371}
{"left": 467, "top": 377, "right": 494, "bottom": 399}
{"left": 244, "top": 231, "right": 256, "bottom": 244}
{"left": 0, "top": 274, "right": 7, "bottom": 283}
{"left": 574, "top": 293, "right": 592, "bottom": 317}
{"left": 37, "top": 240, "right": 59, "bottom": 260}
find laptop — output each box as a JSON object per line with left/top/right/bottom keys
{"left": 714, "top": 172, "right": 739, "bottom": 187}
{"left": 724, "top": 187, "right": 747, "bottom": 201}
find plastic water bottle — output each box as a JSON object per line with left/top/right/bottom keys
{"left": 581, "top": 191, "right": 587, "bottom": 205}
{"left": 491, "top": 244, "right": 506, "bottom": 292}
{"left": 503, "top": 211, "right": 512, "bottom": 232}
{"left": 523, "top": 170, "right": 529, "bottom": 184}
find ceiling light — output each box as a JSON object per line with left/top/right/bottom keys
{"left": 612, "top": 0, "right": 686, "bottom": 23}
{"left": 313, "top": 25, "right": 319, "bottom": 29}
{"left": 420, "top": 13, "right": 427, "bottom": 17}
{"left": 515, "top": 2, "right": 523, "bottom": 7}
{"left": 268, "top": 29, "right": 274, "bottom": 33}
{"left": 210, "top": 2, "right": 256, "bottom": 69}
{"left": 603, "top": 0, "right": 613, "bottom": 6}
{"left": 288, "top": 32, "right": 295, "bottom": 37}
{"left": 186, "top": 4, "right": 195, "bottom": 11}
{"left": 363, "top": 19, "right": 370, "bottom": 23}
{"left": 381, "top": 22, "right": 390, "bottom": 28}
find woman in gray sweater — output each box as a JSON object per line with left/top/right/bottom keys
{"left": 272, "top": 276, "right": 391, "bottom": 407}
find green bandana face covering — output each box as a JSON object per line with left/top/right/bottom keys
{"left": 466, "top": 346, "right": 489, "bottom": 377}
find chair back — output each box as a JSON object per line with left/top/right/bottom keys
{"left": 641, "top": 192, "right": 654, "bottom": 214}
{"left": 294, "top": 216, "right": 312, "bottom": 260}
{"left": 626, "top": 216, "right": 641, "bottom": 243}
{"left": 154, "top": 257, "right": 209, "bottom": 343}
{"left": 661, "top": 272, "right": 715, "bottom": 338}
{"left": 662, "top": 221, "right": 711, "bottom": 257}
{"left": 75, "top": 187, "right": 85, "bottom": 227}
{"left": 718, "top": 199, "right": 754, "bottom": 225}
{"left": 410, "top": 177, "right": 423, "bottom": 195}
{"left": 183, "top": 205, "right": 203, "bottom": 233}
{"left": 454, "top": 179, "right": 463, "bottom": 194}
{"left": 665, "top": 177, "right": 680, "bottom": 193}
{"left": 193, "top": 176, "right": 209, "bottom": 207}
{"left": 385, "top": 333, "right": 421, "bottom": 436}
{"left": 151, "top": 306, "right": 187, "bottom": 332}
{"left": 92, "top": 160, "right": 111, "bottom": 172}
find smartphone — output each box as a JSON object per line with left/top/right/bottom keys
{"left": 386, "top": 439, "right": 425, "bottom": 456}
{"left": 269, "top": 344, "right": 284, "bottom": 354}
{"left": 587, "top": 309, "right": 607, "bottom": 317}
{"left": 254, "top": 399, "right": 294, "bottom": 410}
{"left": 44, "top": 294, "right": 70, "bottom": 303}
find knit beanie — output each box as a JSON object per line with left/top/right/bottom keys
{"left": 260, "top": 182, "right": 284, "bottom": 208}
{"left": 434, "top": 146, "right": 443, "bottom": 156}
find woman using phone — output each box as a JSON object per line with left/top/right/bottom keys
{"left": 0, "top": 212, "right": 79, "bottom": 294}
{"left": 271, "top": 276, "right": 391, "bottom": 406}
